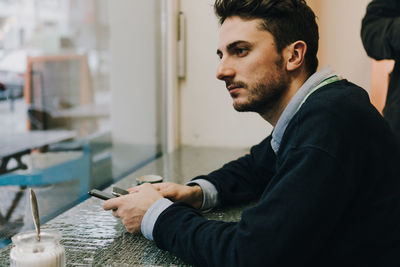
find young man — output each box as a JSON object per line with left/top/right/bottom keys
{"left": 104, "top": 0, "right": 400, "bottom": 265}
{"left": 361, "top": 0, "right": 400, "bottom": 146}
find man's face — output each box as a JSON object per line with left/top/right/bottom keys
{"left": 216, "top": 16, "right": 290, "bottom": 114}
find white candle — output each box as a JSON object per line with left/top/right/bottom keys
{"left": 10, "top": 230, "right": 65, "bottom": 267}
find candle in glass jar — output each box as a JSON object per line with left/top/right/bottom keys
{"left": 10, "top": 230, "right": 65, "bottom": 267}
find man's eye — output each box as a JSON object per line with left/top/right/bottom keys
{"left": 235, "top": 48, "right": 249, "bottom": 56}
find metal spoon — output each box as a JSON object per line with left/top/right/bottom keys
{"left": 30, "top": 188, "right": 40, "bottom": 242}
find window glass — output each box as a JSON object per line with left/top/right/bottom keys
{"left": 0, "top": 0, "right": 163, "bottom": 249}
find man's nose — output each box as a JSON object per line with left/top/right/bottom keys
{"left": 216, "top": 59, "right": 235, "bottom": 81}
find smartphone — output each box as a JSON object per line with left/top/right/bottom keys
{"left": 88, "top": 189, "right": 116, "bottom": 200}
{"left": 112, "top": 186, "right": 129, "bottom": 197}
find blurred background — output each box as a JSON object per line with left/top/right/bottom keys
{"left": 0, "top": 0, "right": 163, "bottom": 248}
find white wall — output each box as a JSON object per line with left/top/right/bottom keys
{"left": 178, "top": 0, "right": 372, "bottom": 148}
{"left": 179, "top": 0, "right": 271, "bottom": 148}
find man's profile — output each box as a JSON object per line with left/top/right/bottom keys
{"left": 103, "top": 0, "right": 400, "bottom": 266}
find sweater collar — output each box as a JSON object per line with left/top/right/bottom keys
{"left": 271, "top": 66, "right": 338, "bottom": 154}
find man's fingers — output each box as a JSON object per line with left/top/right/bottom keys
{"left": 112, "top": 209, "right": 119, "bottom": 218}
{"left": 128, "top": 182, "right": 170, "bottom": 193}
{"left": 102, "top": 197, "right": 122, "bottom": 210}
{"left": 152, "top": 183, "right": 164, "bottom": 190}
{"left": 140, "top": 182, "right": 154, "bottom": 190}
{"left": 127, "top": 183, "right": 149, "bottom": 193}
{"left": 127, "top": 186, "right": 139, "bottom": 193}
{"left": 153, "top": 182, "right": 174, "bottom": 193}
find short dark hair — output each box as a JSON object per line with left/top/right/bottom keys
{"left": 214, "top": 0, "right": 319, "bottom": 74}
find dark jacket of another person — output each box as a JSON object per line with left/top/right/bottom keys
{"left": 361, "top": 0, "right": 400, "bottom": 144}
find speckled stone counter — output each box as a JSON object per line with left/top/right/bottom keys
{"left": 0, "top": 145, "right": 250, "bottom": 266}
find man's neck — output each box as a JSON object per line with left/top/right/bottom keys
{"left": 260, "top": 70, "right": 311, "bottom": 127}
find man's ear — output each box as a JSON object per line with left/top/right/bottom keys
{"left": 285, "top": 41, "right": 307, "bottom": 71}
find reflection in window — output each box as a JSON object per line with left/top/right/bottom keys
{"left": 0, "top": 0, "right": 163, "bottom": 249}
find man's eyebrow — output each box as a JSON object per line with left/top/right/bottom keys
{"left": 216, "top": 40, "right": 251, "bottom": 56}
{"left": 226, "top": 40, "right": 250, "bottom": 51}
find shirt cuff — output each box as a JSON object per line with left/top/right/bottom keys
{"left": 141, "top": 198, "right": 173, "bottom": 241}
{"left": 186, "top": 179, "right": 218, "bottom": 211}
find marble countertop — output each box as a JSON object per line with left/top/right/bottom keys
{"left": 0, "top": 145, "right": 250, "bottom": 266}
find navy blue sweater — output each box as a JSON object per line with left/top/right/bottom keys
{"left": 154, "top": 80, "right": 400, "bottom": 266}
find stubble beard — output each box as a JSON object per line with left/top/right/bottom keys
{"left": 232, "top": 60, "right": 289, "bottom": 115}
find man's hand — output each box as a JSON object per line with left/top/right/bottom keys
{"left": 102, "top": 183, "right": 162, "bottom": 233}
{"left": 128, "top": 182, "right": 203, "bottom": 209}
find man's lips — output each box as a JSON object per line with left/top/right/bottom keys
{"left": 229, "top": 88, "right": 240, "bottom": 95}
{"left": 227, "top": 81, "right": 246, "bottom": 90}
{"left": 227, "top": 84, "right": 239, "bottom": 90}
{"left": 227, "top": 84, "right": 243, "bottom": 95}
